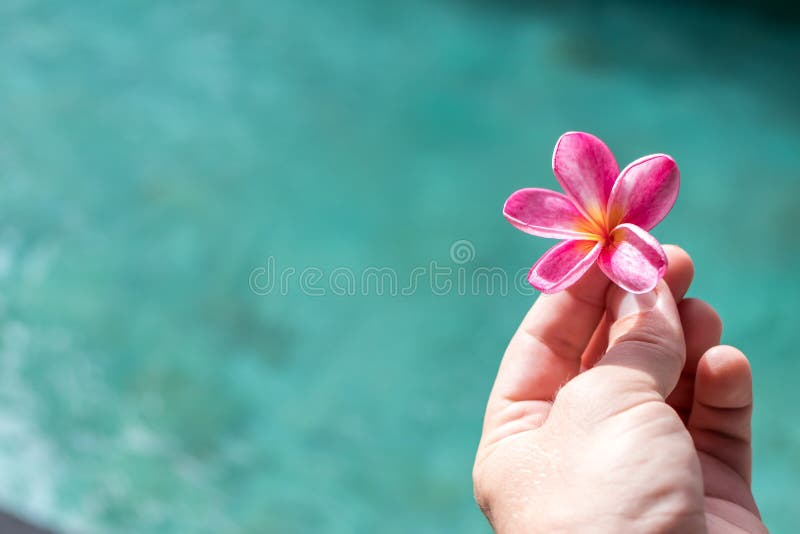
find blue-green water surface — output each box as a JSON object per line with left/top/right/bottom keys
{"left": 0, "top": 1, "right": 798, "bottom": 532}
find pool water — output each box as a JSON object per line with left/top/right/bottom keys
{"left": 0, "top": 1, "right": 797, "bottom": 532}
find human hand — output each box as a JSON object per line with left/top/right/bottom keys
{"left": 473, "top": 246, "right": 766, "bottom": 533}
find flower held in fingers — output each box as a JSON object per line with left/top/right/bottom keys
{"left": 504, "top": 132, "right": 679, "bottom": 294}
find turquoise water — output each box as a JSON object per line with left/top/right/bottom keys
{"left": 0, "top": 1, "right": 798, "bottom": 532}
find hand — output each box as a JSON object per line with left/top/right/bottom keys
{"left": 473, "top": 246, "right": 767, "bottom": 533}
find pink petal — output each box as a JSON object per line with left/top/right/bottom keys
{"left": 607, "top": 154, "right": 679, "bottom": 231}
{"left": 552, "top": 132, "right": 620, "bottom": 226}
{"left": 597, "top": 223, "right": 667, "bottom": 294}
{"left": 528, "top": 239, "right": 603, "bottom": 293}
{"left": 503, "top": 188, "right": 599, "bottom": 239}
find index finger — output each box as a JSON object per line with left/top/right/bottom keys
{"left": 485, "top": 264, "right": 609, "bottom": 420}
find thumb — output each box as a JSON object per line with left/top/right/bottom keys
{"left": 595, "top": 280, "right": 686, "bottom": 399}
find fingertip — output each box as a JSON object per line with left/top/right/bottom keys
{"left": 663, "top": 244, "right": 693, "bottom": 275}
{"left": 663, "top": 245, "right": 694, "bottom": 300}
{"left": 700, "top": 345, "right": 751, "bottom": 379}
{"left": 696, "top": 345, "right": 752, "bottom": 409}
{"left": 563, "top": 264, "right": 611, "bottom": 308}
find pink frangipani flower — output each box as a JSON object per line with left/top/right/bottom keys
{"left": 504, "top": 132, "right": 680, "bottom": 294}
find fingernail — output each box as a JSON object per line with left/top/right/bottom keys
{"left": 613, "top": 290, "right": 658, "bottom": 320}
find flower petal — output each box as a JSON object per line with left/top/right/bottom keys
{"left": 552, "top": 132, "right": 620, "bottom": 225}
{"left": 597, "top": 223, "right": 667, "bottom": 294}
{"left": 607, "top": 154, "right": 679, "bottom": 231}
{"left": 528, "top": 239, "right": 603, "bottom": 293}
{"left": 503, "top": 188, "right": 599, "bottom": 239}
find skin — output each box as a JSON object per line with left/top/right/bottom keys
{"left": 473, "top": 245, "right": 767, "bottom": 533}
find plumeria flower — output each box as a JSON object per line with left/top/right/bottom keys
{"left": 503, "top": 132, "right": 680, "bottom": 294}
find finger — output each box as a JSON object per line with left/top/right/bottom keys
{"left": 590, "top": 279, "right": 685, "bottom": 401}
{"left": 666, "top": 299, "right": 722, "bottom": 421}
{"left": 580, "top": 244, "right": 694, "bottom": 370}
{"left": 483, "top": 265, "right": 609, "bottom": 431}
{"left": 688, "top": 346, "right": 753, "bottom": 485}
{"left": 662, "top": 244, "right": 695, "bottom": 300}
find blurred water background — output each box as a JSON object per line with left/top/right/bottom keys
{"left": 0, "top": 0, "right": 797, "bottom": 532}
